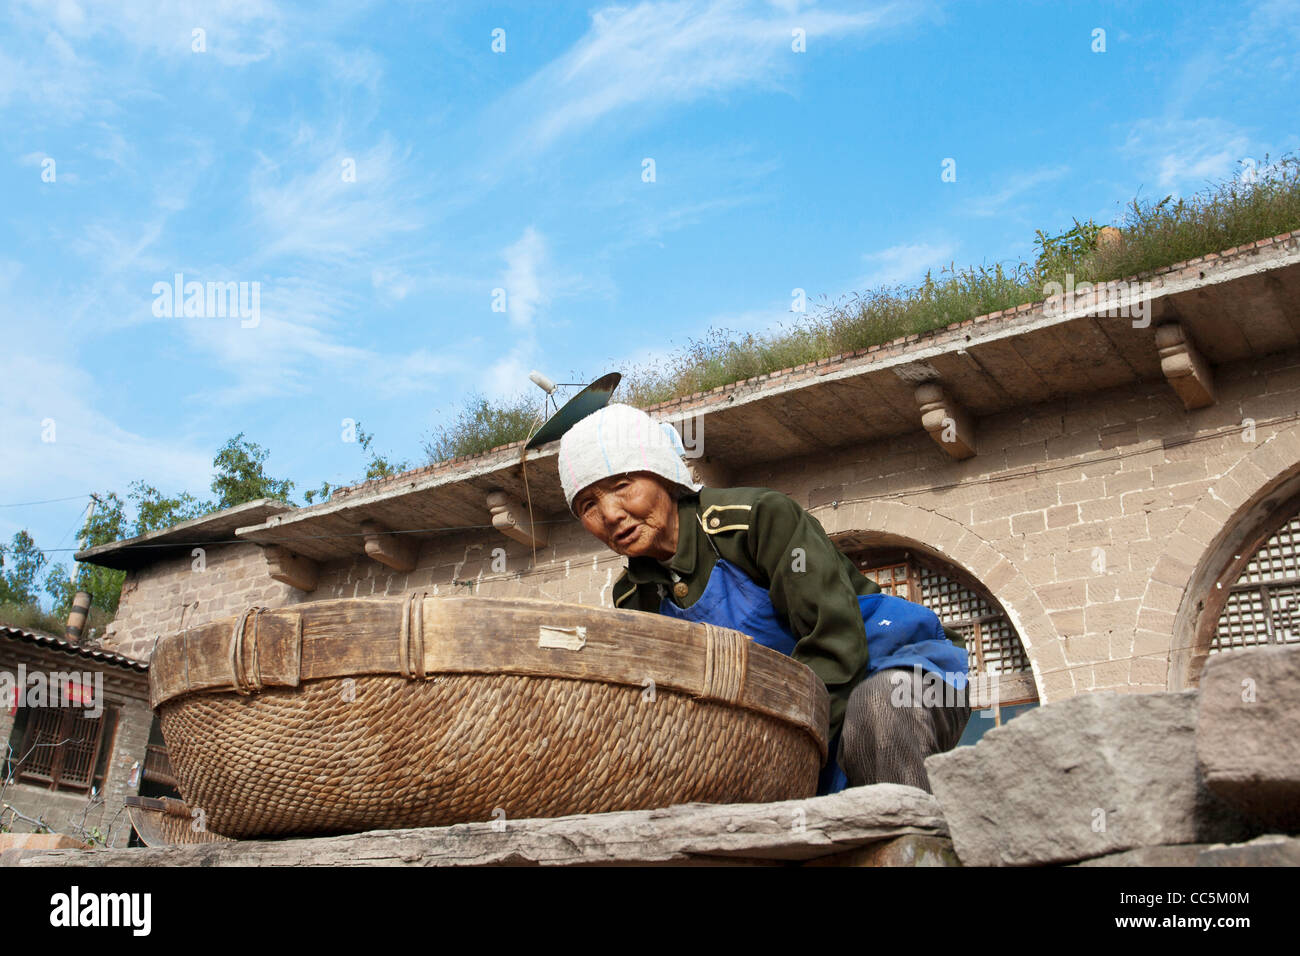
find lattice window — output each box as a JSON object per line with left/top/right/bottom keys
{"left": 1212, "top": 511, "right": 1300, "bottom": 653}
{"left": 13, "top": 705, "right": 114, "bottom": 793}
{"left": 855, "top": 553, "right": 1034, "bottom": 679}
{"left": 862, "top": 562, "right": 911, "bottom": 599}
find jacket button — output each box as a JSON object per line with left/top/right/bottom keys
{"left": 673, "top": 582, "right": 689, "bottom": 599}
{"left": 708, "top": 516, "right": 720, "bottom": 528}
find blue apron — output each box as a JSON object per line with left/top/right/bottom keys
{"left": 658, "top": 555, "right": 968, "bottom": 795}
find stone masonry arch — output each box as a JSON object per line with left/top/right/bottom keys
{"left": 1161, "top": 424, "right": 1300, "bottom": 690}
{"left": 808, "top": 498, "right": 1061, "bottom": 702}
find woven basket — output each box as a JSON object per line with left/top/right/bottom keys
{"left": 151, "top": 595, "right": 828, "bottom": 839}
{"left": 125, "top": 796, "right": 234, "bottom": 847}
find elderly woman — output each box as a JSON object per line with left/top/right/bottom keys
{"left": 558, "top": 403, "right": 971, "bottom": 795}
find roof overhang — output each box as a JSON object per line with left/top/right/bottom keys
{"left": 75, "top": 499, "right": 296, "bottom": 571}
{"left": 232, "top": 234, "right": 1300, "bottom": 565}
{"left": 80, "top": 233, "right": 1300, "bottom": 572}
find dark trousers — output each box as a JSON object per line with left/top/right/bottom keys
{"left": 837, "top": 667, "right": 971, "bottom": 793}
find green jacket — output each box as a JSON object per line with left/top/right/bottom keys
{"left": 612, "top": 486, "right": 965, "bottom": 743}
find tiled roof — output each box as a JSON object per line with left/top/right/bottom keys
{"left": 0, "top": 625, "right": 149, "bottom": 672}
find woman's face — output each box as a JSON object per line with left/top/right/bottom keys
{"left": 573, "top": 472, "right": 678, "bottom": 561}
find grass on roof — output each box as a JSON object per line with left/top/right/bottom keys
{"left": 422, "top": 153, "right": 1300, "bottom": 464}
{"left": 0, "top": 602, "right": 114, "bottom": 641}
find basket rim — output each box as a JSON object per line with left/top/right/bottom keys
{"left": 149, "top": 594, "right": 829, "bottom": 757}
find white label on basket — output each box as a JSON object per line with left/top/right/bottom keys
{"left": 538, "top": 625, "right": 587, "bottom": 650}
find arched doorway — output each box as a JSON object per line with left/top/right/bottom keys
{"left": 1177, "top": 481, "right": 1300, "bottom": 688}
{"left": 843, "top": 544, "right": 1039, "bottom": 743}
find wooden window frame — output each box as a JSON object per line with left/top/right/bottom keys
{"left": 1212, "top": 508, "right": 1300, "bottom": 654}
{"left": 14, "top": 703, "right": 117, "bottom": 794}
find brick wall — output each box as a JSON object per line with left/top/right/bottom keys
{"left": 0, "top": 642, "right": 151, "bottom": 847}
{"left": 101, "top": 349, "right": 1300, "bottom": 704}
{"left": 106, "top": 542, "right": 302, "bottom": 662}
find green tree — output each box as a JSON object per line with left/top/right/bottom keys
{"left": 0, "top": 530, "right": 47, "bottom": 606}
{"left": 43, "top": 568, "right": 76, "bottom": 620}
{"left": 128, "top": 481, "right": 213, "bottom": 534}
{"left": 303, "top": 481, "right": 333, "bottom": 505}
{"left": 357, "top": 422, "right": 409, "bottom": 481}
{"left": 211, "top": 433, "right": 294, "bottom": 509}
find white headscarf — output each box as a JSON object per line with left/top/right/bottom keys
{"left": 557, "top": 403, "right": 702, "bottom": 514}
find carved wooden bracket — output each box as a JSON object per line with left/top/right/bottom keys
{"left": 915, "top": 382, "right": 976, "bottom": 460}
{"left": 360, "top": 519, "right": 419, "bottom": 572}
{"left": 486, "top": 490, "right": 548, "bottom": 550}
{"left": 1156, "top": 321, "right": 1216, "bottom": 410}
{"left": 263, "top": 545, "right": 319, "bottom": 592}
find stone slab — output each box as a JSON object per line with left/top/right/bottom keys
{"left": 1072, "top": 844, "right": 1209, "bottom": 867}
{"left": 1196, "top": 834, "right": 1300, "bottom": 866}
{"left": 1196, "top": 643, "right": 1300, "bottom": 830}
{"left": 926, "top": 690, "right": 1258, "bottom": 866}
{"left": 804, "top": 834, "right": 960, "bottom": 867}
{"left": 12, "top": 784, "right": 946, "bottom": 867}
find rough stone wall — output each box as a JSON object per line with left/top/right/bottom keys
{"left": 0, "top": 642, "right": 152, "bottom": 847}
{"left": 102, "top": 349, "right": 1300, "bottom": 702}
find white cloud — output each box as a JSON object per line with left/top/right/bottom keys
{"left": 500, "top": 227, "right": 548, "bottom": 331}
{"left": 173, "top": 274, "right": 370, "bottom": 403}
{"left": 1122, "top": 117, "right": 1252, "bottom": 193}
{"left": 12, "top": 0, "right": 285, "bottom": 65}
{"left": 482, "top": 0, "right": 923, "bottom": 166}
{"left": 474, "top": 227, "right": 553, "bottom": 400}
{"left": 959, "top": 165, "right": 1070, "bottom": 218}
{"left": 251, "top": 132, "right": 423, "bottom": 265}
{"left": 0, "top": 350, "right": 214, "bottom": 518}
{"left": 483, "top": 353, "right": 538, "bottom": 403}
{"left": 856, "top": 240, "right": 958, "bottom": 290}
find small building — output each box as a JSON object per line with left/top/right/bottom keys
{"left": 0, "top": 625, "right": 175, "bottom": 847}
{"left": 81, "top": 232, "right": 1300, "bottom": 738}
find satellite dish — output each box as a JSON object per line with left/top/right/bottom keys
{"left": 525, "top": 372, "right": 622, "bottom": 449}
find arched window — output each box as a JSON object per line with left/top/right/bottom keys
{"left": 1211, "top": 509, "right": 1300, "bottom": 654}
{"left": 845, "top": 546, "right": 1039, "bottom": 741}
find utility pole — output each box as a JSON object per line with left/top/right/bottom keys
{"left": 69, "top": 494, "right": 99, "bottom": 585}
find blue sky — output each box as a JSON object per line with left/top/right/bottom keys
{"left": 2, "top": 0, "right": 1298, "bottom": 572}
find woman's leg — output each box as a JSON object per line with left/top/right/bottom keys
{"left": 837, "top": 667, "right": 971, "bottom": 793}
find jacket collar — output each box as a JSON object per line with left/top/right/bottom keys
{"left": 626, "top": 493, "right": 700, "bottom": 583}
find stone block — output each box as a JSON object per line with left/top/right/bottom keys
{"left": 926, "top": 691, "right": 1258, "bottom": 866}
{"left": 1072, "top": 844, "right": 1207, "bottom": 866}
{"left": 804, "top": 834, "right": 960, "bottom": 867}
{"left": 1196, "top": 643, "right": 1300, "bottom": 830}
{"left": 1195, "top": 834, "right": 1300, "bottom": 866}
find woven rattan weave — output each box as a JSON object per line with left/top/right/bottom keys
{"left": 150, "top": 595, "right": 828, "bottom": 839}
